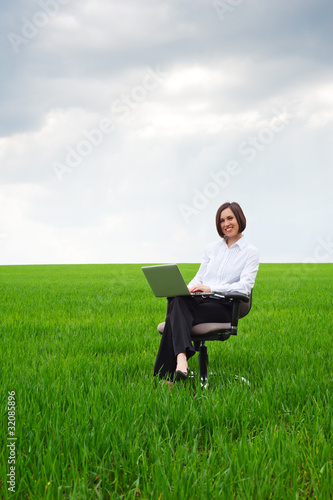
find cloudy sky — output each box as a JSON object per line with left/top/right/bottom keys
{"left": 1, "top": 0, "right": 332, "bottom": 266}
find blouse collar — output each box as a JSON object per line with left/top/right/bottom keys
{"left": 223, "top": 234, "right": 245, "bottom": 249}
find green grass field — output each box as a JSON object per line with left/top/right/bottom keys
{"left": 0, "top": 263, "right": 332, "bottom": 499}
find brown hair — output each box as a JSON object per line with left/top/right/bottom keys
{"left": 215, "top": 202, "right": 247, "bottom": 238}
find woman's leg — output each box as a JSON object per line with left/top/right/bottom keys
{"left": 154, "top": 296, "right": 196, "bottom": 378}
{"left": 192, "top": 297, "right": 232, "bottom": 325}
{"left": 154, "top": 296, "right": 231, "bottom": 379}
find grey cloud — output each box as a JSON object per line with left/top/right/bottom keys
{"left": 1, "top": 0, "right": 332, "bottom": 137}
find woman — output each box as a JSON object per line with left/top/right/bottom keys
{"left": 154, "top": 201, "right": 259, "bottom": 381}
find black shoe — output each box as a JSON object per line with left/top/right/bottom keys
{"left": 174, "top": 368, "right": 190, "bottom": 381}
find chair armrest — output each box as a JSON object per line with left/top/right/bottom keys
{"left": 209, "top": 291, "right": 251, "bottom": 335}
{"left": 225, "top": 292, "right": 250, "bottom": 302}
{"left": 221, "top": 292, "right": 250, "bottom": 335}
{"left": 212, "top": 291, "right": 249, "bottom": 302}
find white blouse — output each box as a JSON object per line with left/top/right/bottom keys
{"left": 187, "top": 236, "right": 259, "bottom": 295}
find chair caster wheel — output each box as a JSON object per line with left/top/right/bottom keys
{"left": 200, "top": 377, "right": 209, "bottom": 389}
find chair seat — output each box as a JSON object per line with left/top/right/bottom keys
{"left": 191, "top": 322, "right": 231, "bottom": 335}
{"left": 157, "top": 321, "right": 231, "bottom": 335}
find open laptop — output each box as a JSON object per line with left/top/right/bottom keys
{"left": 141, "top": 264, "right": 211, "bottom": 298}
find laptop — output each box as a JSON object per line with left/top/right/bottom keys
{"left": 141, "top": 264, "right": 211, "bottom": 298}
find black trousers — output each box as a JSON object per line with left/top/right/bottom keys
{"left": 154, "top": 295, "right": 232, "bottom": 379}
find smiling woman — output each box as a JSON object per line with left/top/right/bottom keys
{"left": 154, "top": 201, "right": 260, "bottom": 381}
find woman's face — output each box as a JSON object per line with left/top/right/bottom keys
{"left": 219, "top": 207, "right": 240, "bottom": 238}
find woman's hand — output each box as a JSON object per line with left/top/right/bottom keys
{"left": 189, "top": 284, "right": 211, "bottom": 293}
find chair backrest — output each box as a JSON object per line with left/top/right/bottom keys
{"left": 239, "top": 289, "right": 253, "bottom": 318}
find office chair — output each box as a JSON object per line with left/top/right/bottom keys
{"left": 157, "top": 291, "right": 252, "bottom": 386}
